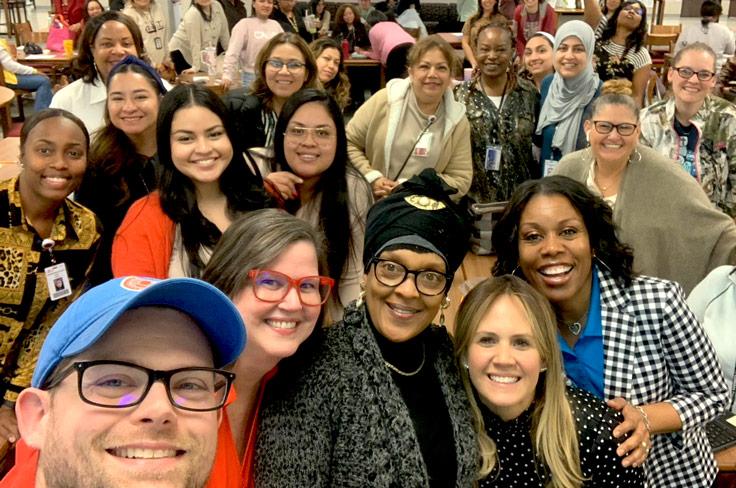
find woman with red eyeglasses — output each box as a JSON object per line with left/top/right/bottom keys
{"left": 201, "top": 208, "right": 332, "bottom": 488}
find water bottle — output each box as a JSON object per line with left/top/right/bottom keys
{"left": 341, "top": 38, "right": 350, "bottom": 59}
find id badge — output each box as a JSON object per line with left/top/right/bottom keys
{"left": 154, "top": 37, "right": 162, "bottom": 50}
{"left": 414, "top": 133, "right": 432, "bottom": 157}
{"left": 45, "top": 263, "right": 72, "bottom": 301}
{"left": 484, "top": 145, "right": 502, "bottom": 171}
{"left": 542, "top": 159, "right": 559, "bottom": 176}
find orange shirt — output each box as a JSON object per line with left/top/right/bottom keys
{"left": 1, "top": 370, "right": 276, "bottom": 488}
{"left": 206, "top": 369, "right": 276, "bottom": 488}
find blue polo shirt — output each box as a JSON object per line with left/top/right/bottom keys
{"left": 558, "top": 269, "right": 605, "bottom": 398}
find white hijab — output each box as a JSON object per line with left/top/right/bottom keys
{"left": 536, "top": 20, "right": 599, "bottom": 156}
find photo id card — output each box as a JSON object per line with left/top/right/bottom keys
{"left": 543, "top": 159, "right": 559, "bottom": 176}
{"left": 45, "top": 263, "right": 71, "bottom": 301}
{"left": 484, "top": 145, "right": 502, "bottom": 171}
{"left": 414, "top": 133, "right": 433, "bottom": 157}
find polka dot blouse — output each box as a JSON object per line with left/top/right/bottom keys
{"left": 479, "top": 386, "right": 644, "bottom": 487}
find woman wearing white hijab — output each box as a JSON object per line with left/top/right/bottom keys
{"left": 537, "top": 20, "right": 601, "bottom": 174}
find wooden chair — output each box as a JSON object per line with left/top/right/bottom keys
{"left": 646, "top": 33, "right": 678, "bottom": 76}
{"left": 0, "top": 61, "right": 30, "bottom": 122}
{"left": 1, "top": 0, "right": 29, "bottom": 44}
{"left": 0, "top": 86, "right": 16, "bottom": 137}
{"left": 645, "top": 68, "right": 666, "bottom": 106}
{"left": 651, "top": 24, "right": 682, "bottom": 36}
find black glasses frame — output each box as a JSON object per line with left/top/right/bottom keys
{"left": 672, "top": 66, "right": 716, "bottom": 81}
{"left": 44, "top": 360, "right": 235, "bottom": 412}
{"left": 591, "top": 120, "right": 638, "bottom": 136}
{"left": 370, "top": 258, "right": 451, "bottom": 296}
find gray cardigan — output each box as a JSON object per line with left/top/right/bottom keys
{"left": 254, "top": 303, "right": 479, "bottom": 487}
{"left": 555, "top": 144, "right": 736, "bottom": 294}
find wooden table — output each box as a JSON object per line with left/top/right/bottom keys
{"left": 437, "top": 32, "right": 463, "bottom": 49}
{"left": 176, "top": 72, "right": 229, "bottom": 96}
{"left": 0, "top": 87, "right": 15, "bottom": 137}
{"left": 16, "top": 51, "right": 74, "bottom": 83}
{"left": 557, "top": 8, "right": 585, "bottom": 26}
{"left": 344, "top": 56, "right": 385, "bottom": 91}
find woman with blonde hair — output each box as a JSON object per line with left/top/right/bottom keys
{"left": 453, "top": 275, "right": 644, "bottom": 486}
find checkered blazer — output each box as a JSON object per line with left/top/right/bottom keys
{"left": 598, "top": 268, "right": 729, "bottom": 487}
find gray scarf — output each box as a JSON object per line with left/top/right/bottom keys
{"left": 536, "top": 20, "right": 599, "bottom": 156}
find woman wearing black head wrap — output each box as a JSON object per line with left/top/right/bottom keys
{"left": 255, "top": 169, "right": 478, "bottom": 487}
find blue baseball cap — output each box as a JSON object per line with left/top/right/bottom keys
{"left": 32, "top": 276, "right": 246, "bottom": 388}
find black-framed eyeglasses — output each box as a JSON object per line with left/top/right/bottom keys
{"left": 621, "top": 6, "right": 643, "bottom": 15}
{"left": 370, "top": 259, "right": 451, "bottom": 296}
{"left": 248, "top": 269, "right": 334, "bottom": 306}
{"left": 591, "top": 120, "right": 638, "bottom": 136}
{"left": 266, "top": 59, "right": 306, "bottom": 72}
{"left": 44, "top": 360, "right": 234, "bottom": 412}
{"left": 672, "top": 66, "right": 716, "bottom": 81}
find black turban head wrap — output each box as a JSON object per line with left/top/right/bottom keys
{"left": 363, "top": 169, "right": 471, "bottom": 277}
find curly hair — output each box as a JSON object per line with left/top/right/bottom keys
{"left": 309, "top": 38, "right": 351, "bottom": 110}
{"left": 250, "top": 32, "right": 321, "bottom": 109}
{"left": 491, "top": 175, "right": 635, "bottom": 287}
{"left": 598, "top": 0, "right": 648, "bottom": 60}
{"left": 467, "top": 0, "right": 500, "bottom": 25}
{"left": 73, "top": 11, "right": 145, "bottom": 83}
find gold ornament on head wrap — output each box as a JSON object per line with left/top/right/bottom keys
{"left": 404, "top": 195, "right": 446, "bottom": 211}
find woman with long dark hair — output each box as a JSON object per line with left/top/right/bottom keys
{"left": 492, "top": 175, "right": 729, "bottom": 486}
{"left": 77, "top": 56, "right": 166, "bottom": 284}
{"left": 583, "top": 0, "right": 651, "bottom": 106}
{"left": 332, "top": 4, "right": 370, "bottom": 54}
{"left": 111, "top": 84, "right": 271, "bottom": 278}
{"left": 267, "top": 89, "right": 372, "bottom": 321}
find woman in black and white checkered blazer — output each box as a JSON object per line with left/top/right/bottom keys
{"left": 491, "top": 175, "right": 729, "bottom": 487}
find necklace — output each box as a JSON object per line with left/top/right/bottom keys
{"left": 559, "top": 312, "right": 587, "bottom": 336}
{"left": 384, "top": 343, "right": 425, "bottom": 376}
{"left": 593, "top": 161, "right": 626, "bottom": 193}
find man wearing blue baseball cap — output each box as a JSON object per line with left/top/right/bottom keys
{"left": 0, "top": 276, "right": 246, "bottom": 488}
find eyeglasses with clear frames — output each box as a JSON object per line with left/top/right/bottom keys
{"left": 248, "top": 269, "right": 334, "bottom": 306}
{"left": 672, "top": 66, "right": 716, "bottom": 81}
{"left": 371, "top": 259, "right": 451, "bottom": 296}
{"left": 43, "top": 360, "right": 235, "bottom": 412}
{"left": 591, "top": 120, "right": 638, "bottom": 136}
{"left": 284, "top": 125, "right": 336, "bottom": 145}
{"left": 266, "top": 59, "right": 306, "bottom": 72}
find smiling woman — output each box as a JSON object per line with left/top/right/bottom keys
{"left": 347, "top": 35, "right": 473, "bottom": 201}
{"left": 0, "top": 108, "right": 100, "bottom": 455}
{"left": 224, "top": 33, "right": 320, "bottom": 156}
{"left": 265, "top": 89, "right": 372, "bottom": 322}
{"left": 50, "top": 11, "right": 147, "bottom": 134}
{"left": 492, "top": 175, "right": 731, "bottom": 486}
{"left": 454, "top": 21, "right": 540, "bottom": 203}
{"left": 255, "top": 169, "right": 479, "bottom": 487}
{"left": 453, "top": 275, "right": 643, "bottom": 486}
{"left": 111, "top": 84, "right": 271, "bottom": 279}
{"left": 77, "top": 56, "right": 167, "bottom": 284}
